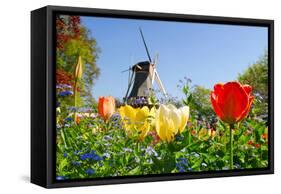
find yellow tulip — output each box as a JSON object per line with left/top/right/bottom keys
{"left": 178, "top": 106, "right": 190, "bottom": 133}
{"left": 155, "top": 104, "right": 189, "bottom": 143}
{"left": 119, "top": 105, "right": 136, "bottom": 131}
{"left": 119, "top": 105, "right": 151, "bottom": 140}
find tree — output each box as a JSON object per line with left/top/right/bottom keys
{"left": 189, "top": 85, "right": 215, "bottom": 122}
{"left": 56, "top": 15, "right": 100, "bottom": 106}
{"left": 238, "top": 52, "right": 268, "bottom": 119}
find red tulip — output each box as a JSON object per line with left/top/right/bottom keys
{"left": 98, "top": 96, "right": 115, "bottom": 121}
{"left": 211, "top": 81, "right": 254, "bottom": 124}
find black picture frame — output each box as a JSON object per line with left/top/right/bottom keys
{"left": 31, "top": 5, "right": 274, "bottom": 188}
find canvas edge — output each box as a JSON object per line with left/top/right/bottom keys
{"left": 30, "top": 6, "right": 48, "bottom": 188}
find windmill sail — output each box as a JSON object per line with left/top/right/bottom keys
{"left": 150, "top": 53, "right": 158, "bottom": 85}
{"left": 124, "top": 68, "right": 135, "bottom": 101}
{"left": 139, "top": 28, "right": 152, "bottom": 62}
{"left": 154, "top": 70, "right": 168, "bottom": 97}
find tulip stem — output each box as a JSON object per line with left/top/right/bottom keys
{"left": 74, "top": 79, "right": 78, "bottom": 121}
{"left": 229, "top": 124, "right": 234, "bottom": 170}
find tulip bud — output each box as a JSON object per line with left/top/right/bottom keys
{"left": 74, "top": 56, "right": 83, "bottom": 80}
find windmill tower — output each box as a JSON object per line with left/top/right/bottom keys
{"left": 123, "top": 28, "right": 167, "bottom": 105}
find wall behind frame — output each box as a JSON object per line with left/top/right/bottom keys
{"left": 0, "top": 0, "right": 279, "bottom": 194}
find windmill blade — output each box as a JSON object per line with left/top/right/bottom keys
{"left": 139, "top": 27, "right": 152, "bottom": 62}
{"left": 153, "top": 53, "right": 159, "bottom": 66}
{"left": 122, "top": 63, "right": 143, "bottom": 73}
{"left": 151, "top": 66, "right": 156, "bottom": 85}
{"left": 124, "top": 70, "right": 135, "bottom": 102}
{"left": 155, "top": 70, "right": 168, "bottom": 97}
{"left": 121, "top": 67, "right": 131, "bottom": 73}
{"left": 121, "top": 69, "right": 130, "bottom": 73}
{"left": 128, "top": 66, "right": 131, "bottom": 83}
{"left": 151, "top": 53, "right": 158, "bottom": 85}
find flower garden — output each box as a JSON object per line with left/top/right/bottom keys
{"left": 56, "top": 81, "right": 268, "bottom": 180}
{"left": 55, "top": 15, "right": 269, "bottom": 180}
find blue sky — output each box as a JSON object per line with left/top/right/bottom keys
{"left": 81, "top": 16, "right": 268, "bottom": 100}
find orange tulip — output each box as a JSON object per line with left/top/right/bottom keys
{"left": 76, "top": 115, "right": 81, "bottom": 124}
{"left": 211, "top": 81, "right": 254, "bottom": 124}
{"left": 98, "top": 96, "right": 115, "bottom": 121}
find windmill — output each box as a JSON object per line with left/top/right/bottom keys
{"left": 122, "top": 28, "right": 167, "bottom": 106}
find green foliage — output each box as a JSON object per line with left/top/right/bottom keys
{"left": 178, "top": 77, "right": 215, "bottom": 121}
{"left": 238, "top": 52, "right": 268, "bottom": 119}
{"left": 190, "top": 86, "right": 215, "bottom": 121}
{"left": 148, "top": 89, "right": 159, "bottom": 106}
{"left": 180, "top": 78, "right": 193, "bottom": 106}
{"left": 56, "top": 16, "right": 100, "bottom": 106}
{"left": 56, "top": 107, "right": 268, "bottom": 179}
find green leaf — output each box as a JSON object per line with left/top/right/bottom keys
{"left": 187, "top": 94, "right": 193, "bottom": 104}
{"left": 182, "top": 85, "right": 189, "bottom": 95}
{"left": 127, "top": 166, "right": 141, "bottom": 175}
{"left": 58, "top": 158, "right": 68, "bottom": 173}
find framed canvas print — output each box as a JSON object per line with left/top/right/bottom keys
{"left": 31, "top": 5, "right": 274, "bottom": 188}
